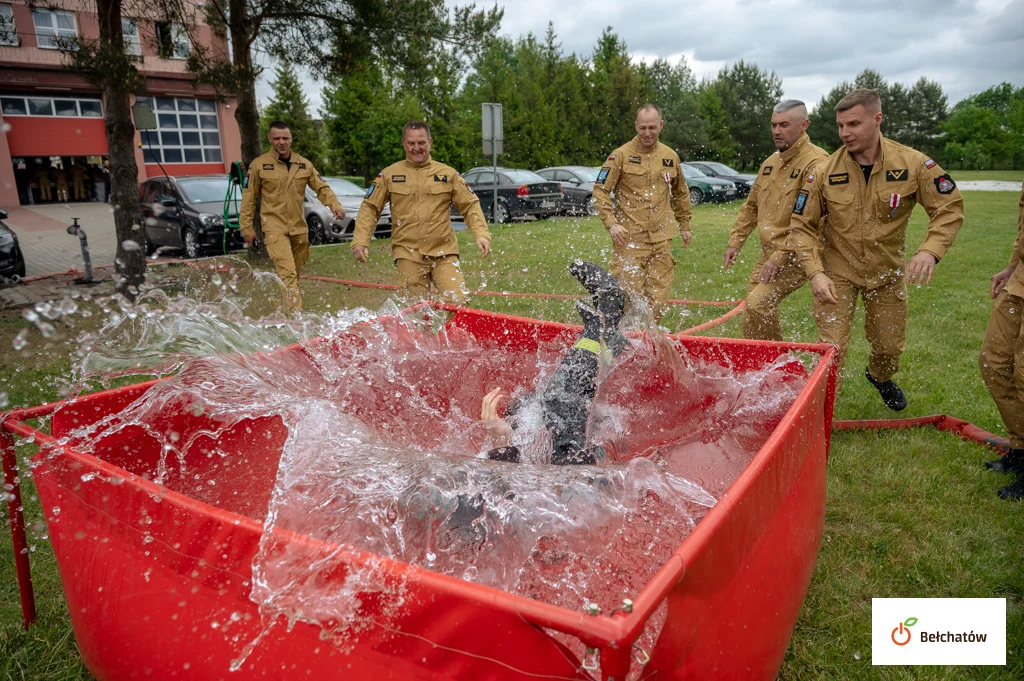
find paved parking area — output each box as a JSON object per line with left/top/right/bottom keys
{"left": 5, "top": 202, "right": 121, "bottom": 277}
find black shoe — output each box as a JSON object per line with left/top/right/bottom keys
{"left": 865, "top": 369, "right": 907, "bottom": 411}
{"left": 997, "top": 472, "right": 1024, "bottom": 501}
{"left": 569, "top": 260, "right": 625, "bottom": 329}
{"left": 985, "top": 448, "right": 1024, "bottom": 473}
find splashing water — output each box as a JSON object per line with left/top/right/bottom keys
{"left": 50, "top": 261, "right": 815, "bottom": 674}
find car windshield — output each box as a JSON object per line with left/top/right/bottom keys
{"left": 703, "top": 162, "right": 739, "bottom": 175}
{"left": 571, "top": 168, "right": 601, "bottom": 182}
{"left": 503, "top": 169, "right": 547, "bottom": 183}
{"left": 177, "top": 177, "right": 229, "bottom": 203}
{"left": 326, "top": 177, "right": 366, "bottom": 196}
{"left": 681, "top": 165, "right": 707, "bottom": 179}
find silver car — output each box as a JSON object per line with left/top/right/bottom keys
{"left": 304, "top": 176, "right": 392, "bottom": 244}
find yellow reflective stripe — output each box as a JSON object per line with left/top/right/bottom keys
{"left": 573, "top": 337, "right": 601, "bottom": 354}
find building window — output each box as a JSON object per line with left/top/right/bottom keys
{"left": 0, "top": 4, "right": 17, "bottom": 46}
{"left": 0, "top": 95, "right": 104, "bottom": 118}
{"left": 32, "top": 9, "right": 77, "bottom": 49}
{"left": 137, "top": 96, "right": 221, "bottom": 164}
{"left": 155, "top": 21, "right": 189, "bottom": 59}
{"left": 121, "top": 18, "right": 140, "bottom": 56}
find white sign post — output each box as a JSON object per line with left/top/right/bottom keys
{"left": 482, "top": 103, "right": 503, "bottom": 221}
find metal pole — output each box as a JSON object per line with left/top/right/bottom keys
{"left": 66, "top": 218, "right": 95, "bottom": 283}
{"left": 2, "top": 429, "right": 37, "bottom": 628}
{"left": 491, "top": 106, "right": 498, "bottom": 223}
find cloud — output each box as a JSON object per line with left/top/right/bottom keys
{"left": 257, "top": 0, "right": 1024, "bottom": 112}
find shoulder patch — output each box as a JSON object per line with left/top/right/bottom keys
{"left": 597, "top": 167, "right": 610, "bottom": 184}
{"left": 806, "top": 173, "right": 815, "bottom": 183}
{"left": 886, "top": 168, "right": 908, "bottom": 182}
{"left": 790, "top": 167, "right": 801, "bottom": 179}
{"left": 924, "top": 158, "right": 937, "bottom": 169}
{"left": 793, "top": 189, "right": 809, "bottom": 215}
{"left": 364, "top": 185, "right": 375, "bottom": 199}
{"left": 262, "top": 163, "right": 275, "bottom": 170}
{"left": 828, "top": 173, "right": 850, "bottom": 185}
{"left": 762, "top": 166, "right": 773, "bottom": 176}
{"left": 934, "top": 174, "right": 956, "bottom": 194}
{"left": 243, "top": 174, "right": 250, "bottom": 189}
{"left": 433, "top": 174, "right": 448, "bottom": 183}
{"left": 607, "top": 154, "right": 616, "bottom": 161}
{"left": 662, "top": 158, "right": 674, "bottom": 167}
{"left": 628, "top": 155, "right": 642, "bottom": 164}
{"left": 392, "top": 175, "right": 406, "bottom": 183}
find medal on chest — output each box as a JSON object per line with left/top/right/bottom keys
{"left": 889, "top": 193, "right": 901, "bottom": 217}
{"left": 663, "top": 171, "right": 671, "bottom": 185}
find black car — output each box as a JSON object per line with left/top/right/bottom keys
{"left": 536, "top": 166, "right": 600, "bottom": 216}
{"left": 0, "top": 209, "right": 27, "bottom": 282}
{"left": 686, "top": 161, "right": 756, "bottom": 197}
{"left": 139, "top": 175, "right": 243, "bottom": 258}
{"left": 458, "top": 167, "right": 563, "bottom": 223}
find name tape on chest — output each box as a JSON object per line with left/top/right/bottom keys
{"left": 829, "top": 173, "right": 850, "bottom": 185}
{"left": 298, "top": 163, "right": 307, "bottom": 169}
{"left": 628, "top": 155, "right": 642, "bottom": 164}
{"left": 762, "top": 166, "right": 773, "bottom": 176}
{"left": 886, "top": 169, "right": 908, "bottom": 182}
{"left": 392, "top": 175, "right": 407, "bottom": 183}
{"left": 262, "top": 164, "right": 275, "bottom": 170}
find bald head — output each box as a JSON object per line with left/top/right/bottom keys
{"left": 635, "top": 103, "right": 664, "bottom": 151}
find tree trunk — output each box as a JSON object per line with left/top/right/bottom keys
{"left": 97, "top": 0, "right": 146, "bottom": 298}
{"left": 228, "top": 0, "right": 266, "bottom": 259}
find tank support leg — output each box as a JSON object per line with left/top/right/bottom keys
{"left": 2, "top": 429, "right": 36, "bottom": 628}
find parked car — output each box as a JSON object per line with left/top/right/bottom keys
{"left": 680, "top": 164, "right": 738, "bottom": 205}
{"left": 0, "top": 209, "right": 27, "bottom": 282}
{"left": 304, "top": 177, "right": 391, "bottom": 244}
{"left": 686, "top": 161, "right": 756, "bottom": 197}
{"left": 457, "top": 167, "right": 563, "bottom": 223}
{"left": 535, "top": 166, "right": 600, "bottom": 215}
{"left": 140, "top": 175, "right": 243, "bottom": 258}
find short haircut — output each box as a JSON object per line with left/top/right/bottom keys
{"left": 637, "top": 103, "right": 662, "bottom": 118}
{"left": 835, "top": 88, "right": 882, "bottom": 114}
{"left": 773, "top": 99, "right": 808, "bottom": 118}
{"left": 268, "top": 120, "right": 290, "bottom": 132}
{"left": 403, "top": 120, "right": 431, "bottom": 139}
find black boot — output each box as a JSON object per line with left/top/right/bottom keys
{"left": 569, "top": 260, "right": 626, "bottom": 330}
{"left": 997, "top": 471, "right": 1024, "bottom": 501}
{"left": 985, "top": 448, "right": 1024, "bottom": 473}
{"left": 865, "top": 368, "right": 907, "bottom": 411}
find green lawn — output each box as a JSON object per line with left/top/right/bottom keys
{"left": 2, "top": 191, "right": 1022, "bottom": 679}
{"left": 949, "top": 169, "right": 1023, "bottom": 184}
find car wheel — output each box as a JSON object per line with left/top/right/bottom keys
{"left": 183, "top": 227, "right": 201, "bottom": 259}
{"left": 145, "top": 235, "right": 159, "bottom": 256}
{"left": 689, "top": 188, "right": 704, "bottom": 206}
{"left": 536, "top": 213, "right": 552, "bottom": 220}
{"left": 308, "top": 214, "right": 326, "bottom": 245}
{"left": 15, "top": 259, "right": 26, "bottom": 278}
{"left": 585, "top": 195, "right": 598, "bottom": 216}
{"left": 493, "top": 200, "right": 510, "bottom": 224}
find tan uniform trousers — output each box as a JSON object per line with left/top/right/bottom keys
{"left": 263, "top": 231, "right": 310, "bottom": 313}
{"left": 610, "top": 239, "right": 674, "bottom": 323}
{"left": 813, "top": 273, "right": 908, "bottom": 384}
{"left": 56, "top": 180, "right": 69, "bottom": 202}
{"left": 73, "top": 176, "right": 87, "bottom": 200}
{"left": 396, "top": 255, "right": 468, "bottom": 304}
{"left": 979, "top": 292, "right": 1024, "bottom": 449}
{"left": 743, "top": 254, "right": 808, "bottom": 341}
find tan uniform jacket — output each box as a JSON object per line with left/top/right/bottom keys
{"left": 788, "top": 136, "right": 964, "bottom": 289}
{"left": 729, "top": 132, "right": 828, "bottom": 267}
{"left": 593, "top": 137, "right": 692, "bottom": 243}
{"left": 1004, "top": 184, "right": 1024, "bottom": 298}
{"left": 239, "top": 151, "right": 341, "bottom": 239}
{"left": 353, "top": 157, "right": 490, "bottom": 263}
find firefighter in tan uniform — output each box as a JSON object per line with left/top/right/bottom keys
{"left": 979, "top": 184, "right": 1024, "bottom": 500}
{"left": 724, "top": 100, "right": 827, "bottom": 341}
{"left": 353, "top": 121, "right": 491, "bottom": 303}
{"left": 54, "top": 164, "right": 70, "bottom": 202}
{"left": 71, "top": 159, "right": 89, "bottom": 201}
{"left": 788, "top": 89, "right": 964, "bottom": 410}
{"left": 239, "top": 121, "right": 345, "bottom": 313}
{"left": 593, "top": 103, "right": 692, "bottom": 323}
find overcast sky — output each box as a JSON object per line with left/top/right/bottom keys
{"left": 256, "top": 0, "right": 1024, "bottom": 117}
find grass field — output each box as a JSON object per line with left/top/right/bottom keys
{"left": 2, "top": 190, "right": 1022, "bottom": 679}
{"left": 947, "top": 169, "right": 1023, "bottom": 183}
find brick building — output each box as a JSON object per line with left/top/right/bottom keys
{"left": 0, "top": 0, "right": 241, "bottom": 207}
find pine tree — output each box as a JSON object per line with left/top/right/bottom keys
{"left": 262, "top": 61, "right": 323, "bottom": 168}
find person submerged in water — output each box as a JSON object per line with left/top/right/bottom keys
{"left": 480, "top": 260, "right": 628, "bottom": 465}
